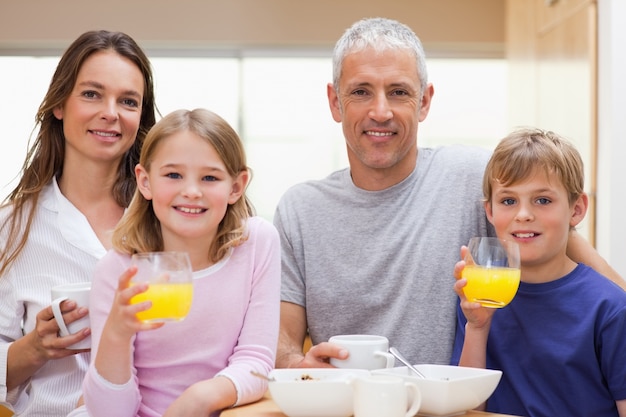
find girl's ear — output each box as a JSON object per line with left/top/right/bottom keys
{"left": 570, "top": 193, "right": 588, "bottom": 228}
{"left": 484, "top": 200, "right": 495, "bottom": 225}
{"left": 228, "top": 170, "right": 250, "bottom": 205}
{"left": 135, "top": 164, "right": 153, "bottom": 200}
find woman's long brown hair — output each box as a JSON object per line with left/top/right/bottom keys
{"left": 0, "top": 30, "right": 157, "bottom": 276}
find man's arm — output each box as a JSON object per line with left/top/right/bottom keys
{"left": 276, "top": 301, "right": 348, "bottom": 368}
{"left": 276, "top": 302, "right": 308, "bottom": 368}
{"left": 567, "top": 229, "right": 626, "bottom": 290}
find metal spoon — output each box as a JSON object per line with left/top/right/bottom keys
{"left": 389, "top": 347, "right": 426, "bottom": 379}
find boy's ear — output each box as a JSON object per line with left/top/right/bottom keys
{"left": 484, "top": 200, "right": 495, "bottom": 225}
{"left": 570, "top": 193, "right": 588, "bottom": 227}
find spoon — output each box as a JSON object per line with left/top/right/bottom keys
{"left": 389, "top": 347, "right": 426, "bottom": 379}
{"left": 250, "top": 370, "right": 275, "bottom": 382}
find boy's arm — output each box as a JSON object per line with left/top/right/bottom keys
{"left": 616, "top": 399, "right": 626, "bottom": 417}
{"left": 458, "top": 322, "right": 490, "bottom": 369}
{"left": 453, "top": 279, "right": 492, "bottom": 369}
{"left": 458, "top": 321, "right": 491, "bottom": 412}
{"left": 567, "top": 229, "right": 626, "bottom": 290}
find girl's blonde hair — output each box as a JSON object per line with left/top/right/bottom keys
{"left": 112, "top": 108, "right": 254, "bottom": 262}
{"left": 483, "top": 127, "right": 584, "bottom": 205}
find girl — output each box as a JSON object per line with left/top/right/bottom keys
{"left": 0, "top": 30, "right": 157, "bottom": 416}
{"left": 80, "top": 108, "right": 281, "bottom": 417}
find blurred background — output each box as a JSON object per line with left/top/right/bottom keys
{"left": 0, "top": 0, "right": 624, "bottom": 277}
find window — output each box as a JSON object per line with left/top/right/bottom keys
{"left": 0, "top": 54, "right": 508, "bottom": 220}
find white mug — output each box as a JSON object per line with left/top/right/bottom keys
{"left": 51, "top": 282, "right": 91, "bottom": 349}
{"left": 353, "top": 375, "right": 421, "bottom": 417}
{"left": 329, "top": 334, "right": 395, "bottom": 370}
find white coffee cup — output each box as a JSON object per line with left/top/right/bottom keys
{"left": 51, "top": 282, "right": 91, "bottom": 349}
{"left": 353, "top": 375, "right": 421, "bottom": 417}
{"left": 329, "top": 334, "right": 395, "bottom": 370}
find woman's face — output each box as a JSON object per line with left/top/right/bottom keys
{"left": 53, "top": 50, "right": 144, "bottom": 169}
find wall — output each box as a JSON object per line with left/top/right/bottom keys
{"left": 596, "top": 0, "right": 626, "bottom": 277}
{"left": 0, "top": 0, "right": 504, "bottom": 56}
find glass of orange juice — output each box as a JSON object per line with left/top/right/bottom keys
{"left": 461, "top": 237, "right": 521, "bottom": 308}
{"left": 130, "top": 252, "right": 193, "bottom": 322}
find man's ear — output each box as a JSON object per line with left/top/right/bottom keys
{"left": 327, "top": 83, "right": 342, "bottom": 123}
{"left": 135, "top": 164, "right": 152, "bottom": 200}
{"left": 418, "top": 83, "right": 434, "bottom": 122}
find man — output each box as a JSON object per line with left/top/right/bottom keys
{"left": 274, "top": 17, "right": 622, "bottom": 369}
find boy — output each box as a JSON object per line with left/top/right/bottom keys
{"left": 452, "top": 128, "right": 626, "bottom": 417}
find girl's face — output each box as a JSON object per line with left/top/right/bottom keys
{"left": 53, "top": 50, "right": 144, "bottom": 168}
{"left": 135, "top": 130, "right": 247, "bottom": 253}
{"left": 485, "top": 169, "right": 587, "bottom": 280}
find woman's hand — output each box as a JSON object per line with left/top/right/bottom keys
{"left": 32, "top": 301, "right": 91, "bottom": 360}
{"left": 6, "top": 302, "right": 90, "bottom": 390}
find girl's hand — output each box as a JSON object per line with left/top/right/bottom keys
{"left": 162, "top": 377, "right": 236, "bottom": 417}
{"left": 94, "top": 266, "right": 164, "bottom": 386}
{"left": 102, "top": 266, "right": 163, "bottom": 342}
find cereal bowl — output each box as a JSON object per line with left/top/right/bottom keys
{"left": 268, "top": 368, "right": 370, "bottom": 417}
{"left": 373, "top": 364, "right": 502, "bottom": 416}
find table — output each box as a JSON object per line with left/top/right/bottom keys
{"left": 221, "top": 393, "right": 517, "bottom": 417}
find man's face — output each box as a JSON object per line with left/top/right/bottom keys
{"left": 327, "top": 47, "right": 433, "bottom": 189}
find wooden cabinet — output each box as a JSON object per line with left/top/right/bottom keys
{"left": 506, "top": 0, "right": 597, "bottom": 244}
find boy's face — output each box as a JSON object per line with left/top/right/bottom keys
{"left": 484, "top": 169, "right": 587, "bottom": 277}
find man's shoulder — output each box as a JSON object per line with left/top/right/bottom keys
{"left": 419, "top": 145, "right": 491, "bottom": 179}
{"left": 425, "top": 144, "right": 491, "bottom": 162}
{"left": 280, "top": 168, "right": 349, "bottom": 200}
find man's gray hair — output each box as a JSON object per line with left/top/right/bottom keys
{"left": 332, "top": 17, "right": 429, "bottom": 94}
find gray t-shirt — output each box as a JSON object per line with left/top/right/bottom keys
{"left": 274, "top": 145, "right": 493, "bottom": 365}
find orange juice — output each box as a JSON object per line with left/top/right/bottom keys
{"left": 131, "top": 282, "right": 193, "bottom": 322}
{"left": 461, "top": 265, "right": 521, "bottom": 308}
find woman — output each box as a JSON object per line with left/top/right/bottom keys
{"left": 0, "top": 30, "right": 157, "bottom": 417}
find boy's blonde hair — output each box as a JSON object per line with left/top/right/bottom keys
{"left": 113, "top": 108, "right": 254, "bottom": 262}
{"left": 483, "top": 127, "right": 584, "bottom": 205}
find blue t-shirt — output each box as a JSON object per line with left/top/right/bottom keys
{"left": 452, "top": 264, "right": 626, "bottom": 417}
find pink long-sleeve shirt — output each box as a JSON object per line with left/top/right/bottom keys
{"left": 82, "top": 216, "right": 281, "bottom": 417}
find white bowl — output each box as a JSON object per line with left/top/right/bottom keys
{"left": 268, "top": 368, "right": 370, "bottom": 417}
{"left": 372, "top": 364, "right": 502, "bottom": 417}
